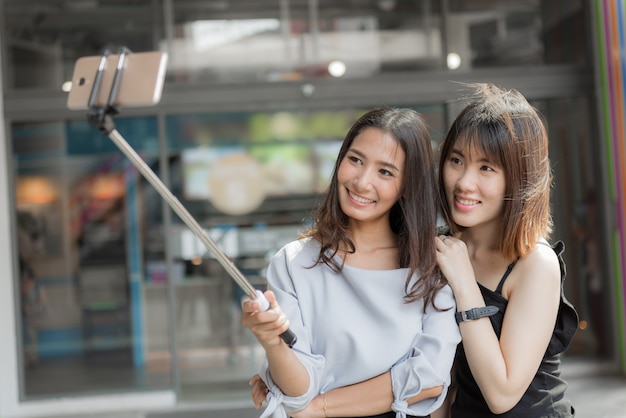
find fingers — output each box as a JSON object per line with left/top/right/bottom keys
{"left": 249, "top": 374, "right": 269, "bottom": 409}
{"left": 436, "top": 235, "right": 451, "bottom": 249}
{"left": 241, "top": 290, "right": 276, "bottom": 313}
{"left": 249, "top": 373, "right": 262, "bottom": 386}
{"left": 264, "top": 290, "right": 277, "bottom": 306}
{"left": 240, "top": 291, "right": 291, "bottom": 346}
{"left": 436, "top": 235, "right": 454, "bottom": 244}
{"left": 437, "top": 234, "right": 465, "bottom": 248}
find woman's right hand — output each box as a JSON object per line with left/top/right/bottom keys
{"left": 435, "top": 235, "right": 475, "bottom": 293}
{"left": 241, "top": 290, "right": 291, "bottom": 348}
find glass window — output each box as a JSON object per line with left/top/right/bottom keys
{"left": 3, "top": 0, "right": 158, "bottom": 90}
{"left": 2, "top": 0, "right": 590, "bottom": 91}
{"left": 165, "top": 1, "right": 446, "bottom": 83}
{"left": 537, "top": 97, "right": 613, "bottom": 358}
{"left": 13, "top": 117, "right": 172, "bottom": 397}
{"left": 447, "top": 0, "right": 590, "bottom": 69}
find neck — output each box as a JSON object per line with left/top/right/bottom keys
{"left": 459, "top": 223, "right": 501, "bottom": 261}
{"left": 347, "top": 219, "right": 397, "bottom": 253}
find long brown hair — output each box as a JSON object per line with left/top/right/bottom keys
{"left": 302, "top": 107, "right": 445, "bottom": 307}
{"left": 438, "top": 83, "right": 553, "bottom": 259}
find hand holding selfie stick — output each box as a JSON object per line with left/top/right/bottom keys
{"left": 82, "top": 48, "right": 297, "bottom": 348}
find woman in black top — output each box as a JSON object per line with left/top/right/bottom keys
{"left": 434, "top": 83, "right": 578, "bottom": 417}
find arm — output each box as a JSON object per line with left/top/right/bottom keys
{"left": 251, "top": 373, "right": 442, "bottom": 418}
{"left": 430, "top": 362, "right": 457, "bottom": 418}
{"left": 242, "top": 290, "right": 309, "bottom": 396}
{"left": 243, "top": 242, "right": 327, "bottom": 417}
{"left": 435, "top": 237, "right": 561, "bottom": 414}
{"left": 287, "top": 285, "right": 461, "bottom": 418}
{"left": 302, "top": 374, "right": 443, "bottom": 418}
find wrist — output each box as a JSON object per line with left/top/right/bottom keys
{"left": 323, "top": 392, "right": 329, "bottom": 418}
{"left": 455, "top": 305, "right": 499, "bottom": 323}
{"left": 449, "top": 282, "right": 483, "bottom": 308}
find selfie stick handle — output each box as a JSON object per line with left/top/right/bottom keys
{"left": 85, "top": 51, "right": 297, "bottom": 348}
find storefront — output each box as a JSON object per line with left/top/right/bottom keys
{"left": 0, "top": 1, "right": 622, "bottom": 416}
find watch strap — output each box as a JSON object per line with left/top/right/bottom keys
{"left": 455, "top": 305, "right": 499, "bottom": 323}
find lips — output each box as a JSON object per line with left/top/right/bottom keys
{"left": 454, "top": 195, "right": 480, "bottom": 210}
{"left": 348, "top": 190, "right": 375, "bottom": 204}
{"left": 456, "top": 197, "right": 479, "bottom": 206}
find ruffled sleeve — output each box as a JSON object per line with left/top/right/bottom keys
{"left": 390, "top": 285, "right": 461, "bottom": 417}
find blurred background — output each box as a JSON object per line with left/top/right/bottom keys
{"left": 1, "top": 0, "right": 624, "bottom": 416}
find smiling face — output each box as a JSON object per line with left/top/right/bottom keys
{"left": 336, "top": 127, "right": 405, "bottom": 227}
{"left": 442, "top": 140, "right": 507, "bottom": 231}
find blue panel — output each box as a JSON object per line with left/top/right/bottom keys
{"left": 37, "top": 328, "right": 84, "bottom": 358}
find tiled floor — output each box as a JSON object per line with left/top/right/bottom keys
{"left": 560, "top": 357, "right": 626, "bottom": 418}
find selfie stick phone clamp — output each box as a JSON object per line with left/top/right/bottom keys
{"left": 84, "top": 48, "right": 297, "bottom": 348}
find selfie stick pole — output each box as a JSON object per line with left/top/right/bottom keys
{"left": 83, "top": 49, "right": 296, "bottom": 348}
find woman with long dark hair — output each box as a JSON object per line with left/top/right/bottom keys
{"left": 242, "top": 107, "right": 460, "bottom": 418}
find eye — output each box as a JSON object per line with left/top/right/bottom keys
{"left": 480, "top": 164, "right": 497, "bottom": 172}
{"left": 379, "top": 168, "right": 393, "bottom": 177}
{"left": 449, "top": 156, "right": 462, "bottom": 165}
{"left": 347, "top": 155, "right": 362, "bottom": 165}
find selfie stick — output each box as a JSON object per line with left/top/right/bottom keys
{"left": 83, "top": 49, "right": 297, "bottom": 348}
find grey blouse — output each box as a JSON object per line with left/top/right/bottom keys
{"left": 259, "top": 238, "right": 461, "bottom": 418}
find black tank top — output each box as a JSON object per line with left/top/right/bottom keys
{"left": 451, "top": 241, "right": 579, "bottom": 418}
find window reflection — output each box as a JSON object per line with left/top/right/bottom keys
{"left": 447, "top": 0, "right": 589, "bottom": 67}
{"left": 4, "top": 0, "right": 156, "bottom": 89}
{"left": 2, "top": 0, "right": 589, "bottom": 90}
{"left": 166, "top": 3, "right": 445, "bottom": 82}
{"left": 13, "top": 118, "right": 170, "bottom": 397}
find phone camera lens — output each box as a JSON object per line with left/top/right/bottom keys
{"left": 78, "top": 77, "right": 86, "bottom": 86}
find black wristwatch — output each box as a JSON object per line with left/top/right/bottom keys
{"left": 455, "top": 305, "right": 499, "bottom": 323}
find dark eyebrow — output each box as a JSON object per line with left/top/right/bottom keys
{"left": 349, "top": 147, "right": 401, "bottom": 173}
{"left": 450, "top": 148, "right": 465, "bottom": 157}
{"left": 451, "top": 147, "right": 493, "bottom": 164}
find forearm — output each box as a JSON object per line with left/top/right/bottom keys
{"left": 325, "top": 373, "right": 392, "bottom": 416}
{"left": 322, "top": 373, "right": 443, "bottom": 417}
{"left": 447, "top": 282, "right": 515, "bottom": 407}
{"left": 451, "top": 285, "right": 511, "bottom": 394}
{"left": 266, "top": 342, "right": 311, "bottom": 396}
{"left": 241, "top": 288, "right": 312, "bottom": 397}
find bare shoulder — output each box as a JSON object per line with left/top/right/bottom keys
{"left": 506, "top": 241, "right": 560, "bottom": 297}
{"left": 519, "top": 241, "right": 560, "bottom": 277}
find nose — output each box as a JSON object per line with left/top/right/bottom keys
{"left": 354, "top": 167, "right": 375, "bottom": 191}
{"left": 455, "top": 167, "right": 477, "bottom": 192}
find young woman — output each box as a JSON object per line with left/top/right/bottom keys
{"left": 434, "top": 83, "right": 578, "bottom": 417}
{"left": 242, "top": 107, "right": 461, "bottom": 418}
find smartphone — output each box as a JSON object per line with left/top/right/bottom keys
{"left": 67, "top": 51, "right": 168, "bottom": 110}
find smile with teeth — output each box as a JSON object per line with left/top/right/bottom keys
{"left": 456, "top": 197, "right": 479, "bottom": 206}
{"left": 349, "top": 190, "right": 375, "bottom": 204}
